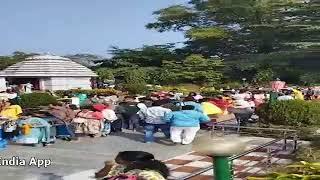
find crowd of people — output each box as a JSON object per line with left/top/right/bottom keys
{"left": 0, "top": 85, "right": 318, "bottom": 147}
{"left": 44, "top": 90, "right": 255, "bottom": 145}
{"left": 0, "top": 84, "right": 319, "bottom": 179}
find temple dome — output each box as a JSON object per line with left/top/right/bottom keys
{"left": 0, "top": 55, "right": 97, "bottom": 77}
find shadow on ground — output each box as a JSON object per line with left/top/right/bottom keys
{"left": 111, "top": 131, "right": 176, "bottom": 146}
{"left": 25, "top": 173, "right": 63, "bottom": 180}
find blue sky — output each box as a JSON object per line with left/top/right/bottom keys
{"left": 0, "top": 0, "right": 187, "bottom": 56}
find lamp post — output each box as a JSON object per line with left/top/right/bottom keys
{"left": 193, "top": 136, "right": 246, "bottom": 180}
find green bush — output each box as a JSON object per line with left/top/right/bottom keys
{"left": 96, "top": 69, "right": 114, "bottom": 81}
{"left": 123, "top": 69, "right": 147, "bottom": 95}
{"left": 19, "top": 93, "right": 58, "bottom": 108}
{"left": 55, "top": 88, "right": 118, "bottom": 97}
{"left": 257, "top": 100, "right": 320, "bottom": 127}
{"left": 124, "top": 83, "right": 146, "bottom": 95}
{"left": 254, "top": 68, "right": 275, "bottom": 84}
{"left": 248, "top": 161, "right": 320, "bottom": 180}
{"left": 200, "top": 87, "right": 222, "bottom": 97}
{"left": 217, "top": 82, "right": 243, "bottom": 89}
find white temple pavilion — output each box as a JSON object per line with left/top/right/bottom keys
{"left": 0, "top": 55, "right": 97, "bottom": 91}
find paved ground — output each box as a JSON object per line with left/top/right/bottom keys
{"left": 0, "top": 129, "right": 306, "bottom": 180}
{"left": 58, "top": 136, "right": 300, "bottom": 180}
{"left": 0, "top": 130, "right": 192, "bottom": 180}
{"left": 166, "top": 138, "right": 296, "bottom": 180}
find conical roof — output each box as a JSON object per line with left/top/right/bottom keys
{"left": 0, "top": 55, "right": 97, "bottom": 77}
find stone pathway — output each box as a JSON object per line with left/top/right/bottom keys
{"left": 55, "top": 137, "right": 296, "bottom": 180}
{"left": 165, "top": 140, "right": 296, "bottom": 180}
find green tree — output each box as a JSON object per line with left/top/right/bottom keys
{"left": 106, "top": 44, "right": 177, "bottom": 67}
{"left": 123, "top": 69, "right": 148, "bottom": 94}
{"left": 300, "top": 73, "right": 320, "bottom": 85}
{"left": 96, "top": 69, "right": 114, "bottom": 81}
{"left": 0, "top": 51, "right": 39, "bottom": 70}
{"left": 254, "top": 68, "right": 275, "bottom": 84}
{"left": 147, "top": 0, "right": 320, "bottom": 56}
{"left": 164, "top": 54, "right": 224, "bottom": 86}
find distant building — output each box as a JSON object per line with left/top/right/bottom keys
{"left": 0, "top": 55, "right": 97, "bottom": 91}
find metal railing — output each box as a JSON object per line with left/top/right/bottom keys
{"left": 173, "top": 127, "right": 298, "bottom": 180}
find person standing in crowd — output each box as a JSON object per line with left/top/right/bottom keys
{"left": 48, "top": 103, "right": 79, "bottom": 123}
{"left": 193, "top": 93, "right": 203, "bottom": 102}
{"left": 0, "top": 88, "right": 17, "bottom": 102}
{"left": 164, "top": 105, "right": 210, "bottom": 145}
{"left": 25, "top": 82, "right": 33, "bottom": 94}
{"left": 252, "top": 92, "right": 266, "bottom": 108}
{"left": 188, "top": 92, "right": 197, "bottom": 99}
{"left": 229, "top": 96, "right": 255, "bottom": 126}
{"left": 277, "top": 91, "right": 294, "bottom": 101}
{"left": 314, "top": 89, "right": 320, "bottom": 99}
{"left": 118, "top": 97, "right": 140, "bottom": 131}
{"left": 152, "top": 94, "right": 173, "bottom": 106}
{"left": 181, "top": 96, "right": 204, "bottom": 113}
{"left": 7, "top": 89, "right": 18, "bottom": 101}
{"left": 233, "top": 89, "right": 251, "bottom": 100}
{"left": 103, "top": 105, "right": 122, "bottom": 133}
{"left": 137, "top": 103, "right": 171, "bottom": 143}
{"left": 0, "top": 100, "right": 23, "bottom": 140}
{"left": 169, "top": 89, "right": 181, "bottom": 101}
{"left": 292, "top": 88, "right": 304, "bottom": 100}
{"left": 0, "top": 99, "right": 23, "bottom": 121}
{"left": 305, "top": 87, "right": 314, "bottom": 100}
{"left": 93, "top": 103, "right": 121, "bottom": 135}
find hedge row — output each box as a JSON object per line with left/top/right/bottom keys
{"left": 257, "top": 100, "right": 320, "bottom": 127}
{"left": 18, "top": 93, "right": 58, "bottom": 108}
{"left": 55, "top": 88, "right": 118, "bottom": 97}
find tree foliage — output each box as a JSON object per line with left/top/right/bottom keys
{"left": 254, "top": 68, "right": 275, "bottom": 84}
{"left": 1, "top": 1, "right": 319, "bottom": 88}
{"left": 96, "top": 69, "right": 114, "bottom": 81}
{"left": 106, "top": 44, "right": 177, "bottom": 67}
{"left": 0, "top": 51, "right": 39, "bottom": 70}
{"left": 100, "top": 44, "right": 225, "bottom": 86}
{"left": 163, "top": 54, "right": 224, "bottom": 85}
{"left": 147, "top": 0, "right": 320, "bottom": 56}
{"left": 123, "top": 69, "right": 148, "bottom": 94}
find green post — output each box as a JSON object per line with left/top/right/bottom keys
{"left": 192, "top": 136, "right": 245, "bottom": 180}
{"left": 214, "top": 156, "right": 232, "bottom": 180}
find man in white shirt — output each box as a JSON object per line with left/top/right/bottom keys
{"left": 233, "top": 90, "right": 251, "bottom": 101}
{"left": 137, "top": 103, "right": 171, "bottom": 143}
{"left": 229, "top": 96, "right": 254, "bottom": 126}
{"left": 25, "top": 83, "right": 32, "bottom": 94}
{"left": 277, "top": 92, "right": 294, "bottom": 101}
